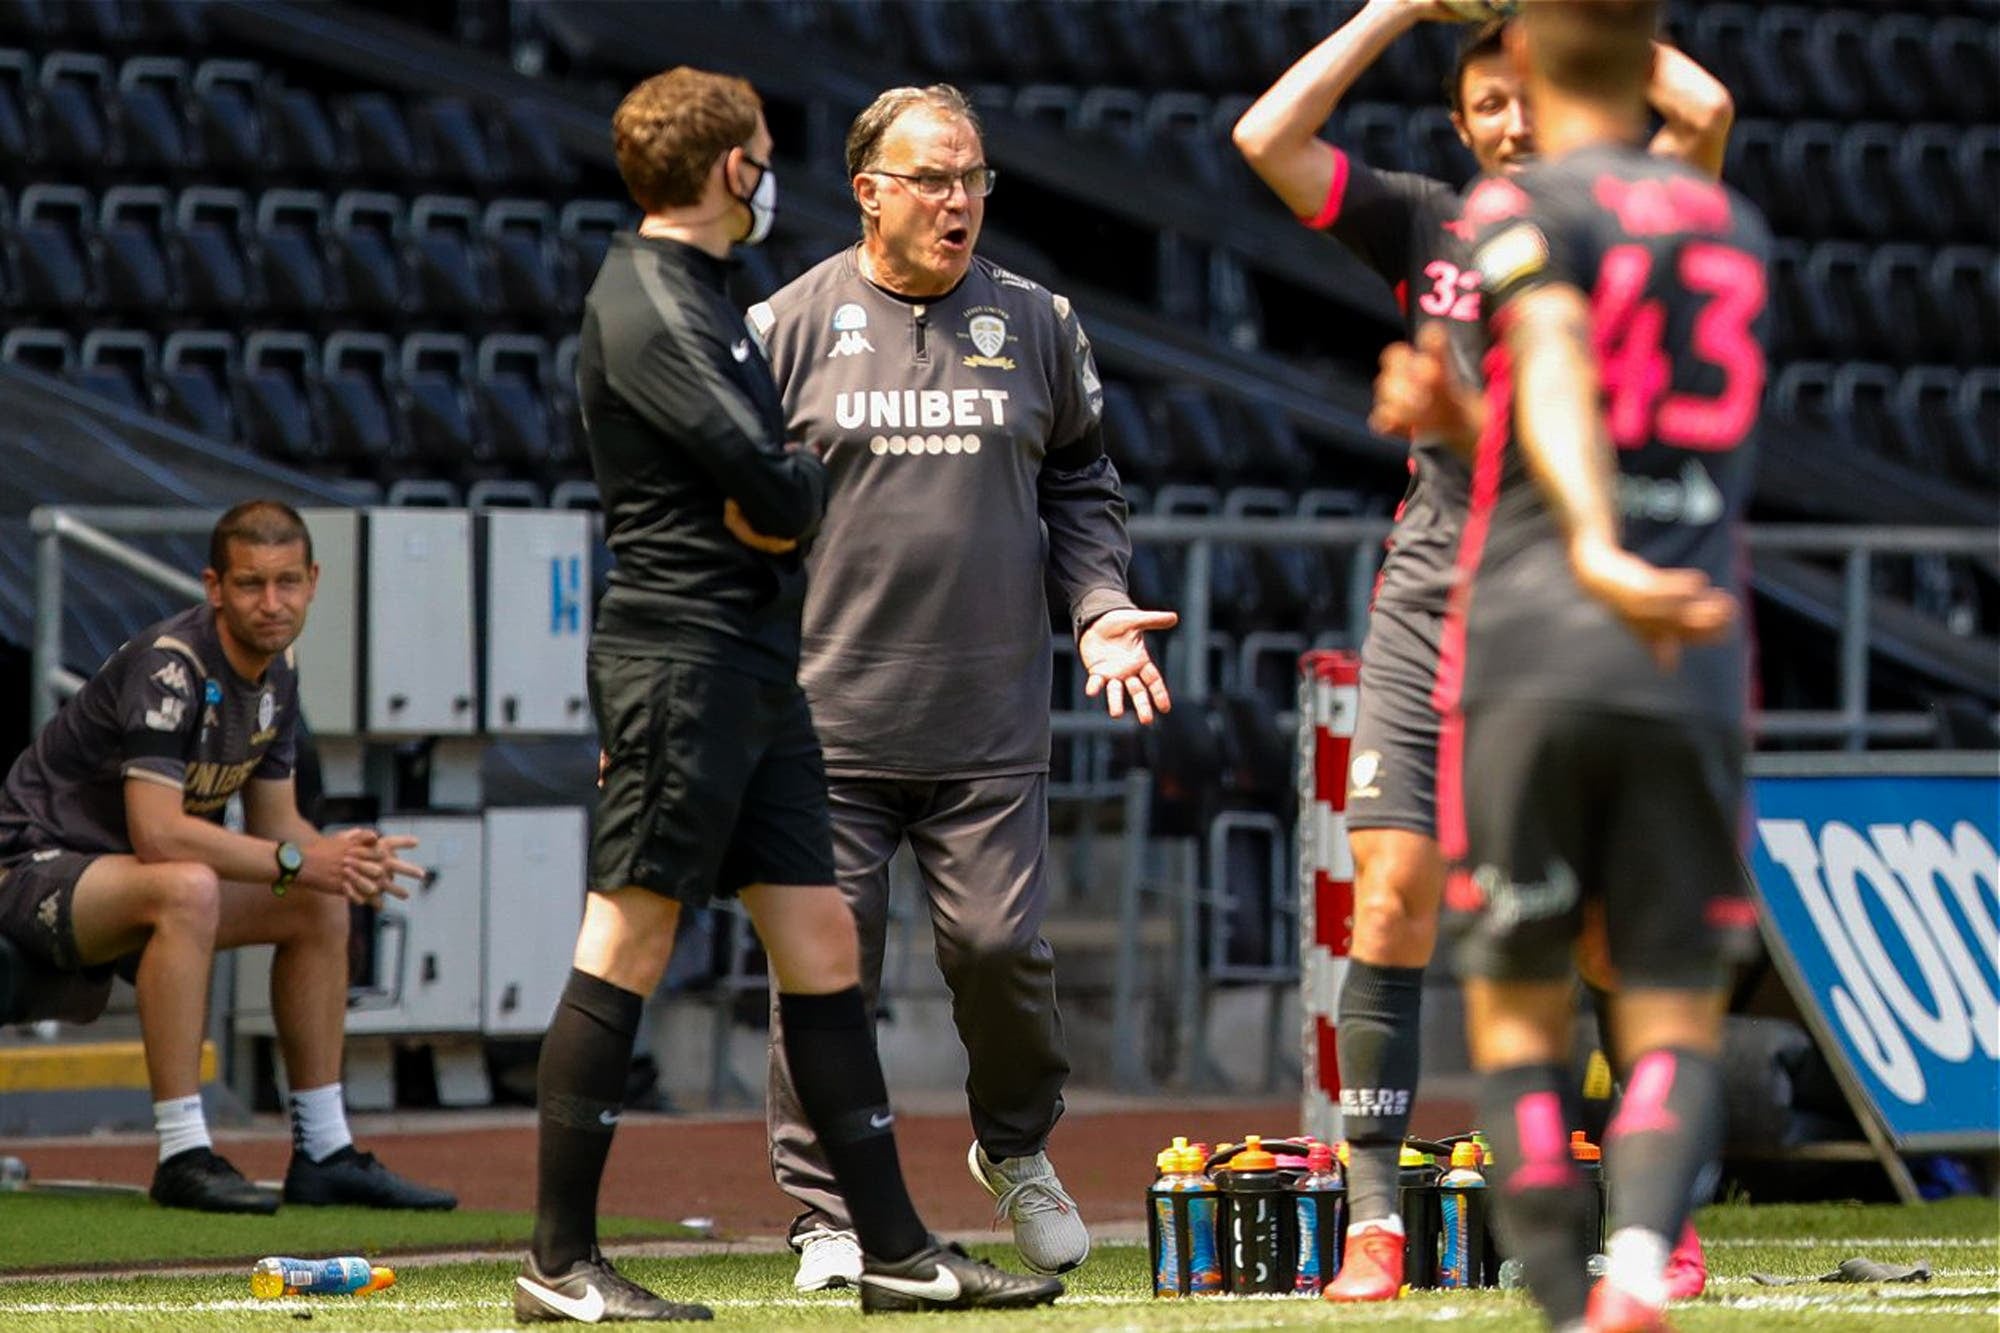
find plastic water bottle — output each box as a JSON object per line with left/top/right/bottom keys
{"left": 1221, "top": 1135, "right": 1286, "bottom": 1293}
{"left": 1571, "top": 1130, "right": 1606, "bottom": 1260}
{"left": 1397, "top": 1145, "right": 1442, "bottom": 1289}
{"left": 250, "top": 1256, "right": 395, "bottom": 1299}
{"left": 1437, "top": 1141, "right": 1489, "bottom": 1288}
{"left": 1178, "top": 1147, "right": 1224, "bottom": 1294}
{"left": 1149, "top": 1147, "right": 1186, "bottom": 1296}
{"left": 1290, "top": 1141, "right": 1344, "bottom": 1294}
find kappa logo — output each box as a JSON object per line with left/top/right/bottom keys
{"left": 1349, "top": 749, "right": 1384, "bottom": 800}
{"left": 829, "top": 330, "right": 876, "bottom": 358}
{"left": 144, "top": 695, "right": 186, "bottom": 732}
{"left": 35, "top": 892, "right": 59, "bottom": 931}
{"left": 150, "top": 661, "right": 191, "bottom": 697}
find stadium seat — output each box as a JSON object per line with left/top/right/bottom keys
{"left": 415, "top": 96, "right": 498, "bottom": 188}
{"left": 1779, "top": 122, "right": 1844, "bottom": 239}
{"left": 1804, "top": 242, "right": 1870, "bottom": 360}
{"left": 1691, "top": 6, "right": 1761, "bottom": 116}
{"left": 1238, "top": 630, "right": 1307, "bottom": 713}
{"left": 1831, "top": 362, "right": 1912, "bottom": 470}
{"left": 1893, "top": 366, "right": 1965, "bottom": 477}
{"left": 1230, "top": 396, "right": 1313, "bottom": 487}
{"left": 1014, "top": 83, "right": 1080, "bottom": 133}
{"left": 115, "top": 56, "right": 192, "bottom": 174}
{"left": 319, "top": 330, "right": 400, "bottom": 470}
{"left": 38, "top": 51, "right": 113, "bottom": 168}
{"left": 1722, "top": 118, "right": 1784, "bottom": 233}
{"left": 1099, "top": 4, "right": 1193, "bottom": 92}
{"left": 1748, "top": 7, "right": 1813, "bottom": 120}
{"left": 1931, "top": 17, "right": 1999, "bottom": 123}
{"left": 266, "top": 83, "right": 342, "bottom": 178}
{"left": 1955, "top": 128, "right": 2000, "bottom": 245}
{"left": 233, "top": 330, "right": 321, "bottom": 466}
{"left": 73, "top": 327, "right": 154, "bottom": 415}
{"left": 398, "top": 331, "right": 482, "bottom": 468}
{"left": 158, "top": 328, "right": 238, "bottom": 442}
{"left": 1764, "top": 239, "right": 1809, "bottom": 359}
{"left": 497, "top": 98, "right": 575, "bottom": 191}
{"left": 1343, "top": 102, "right": 1411, "bottom": 175}
{"left": 254, "top": 188, "right": 332, "bottom": 315}
{"left": 68, "top": 0, "right": 141, "bottom": 47}
{"left": 475, "top": 332, "right": 554, "bottom": 473}
{"left": 1153, "top": 483, "right": 1220, "bottom": 516}
{"left": 316, "top": 330, "right": 398, "bottom": 470}
{"left": 174, "top": 185, "right": 255, "bottom": 314}
{"left": 1896, "top": 126, "right": 1973, "bottom": 247}
{"left": 1407, "top": 105, "right": 1473, "bottom": 189}
{"left": 1771, "top": 361, "right": 1845, "bottom": 455}
{"left": 0, "top": 326, "right": 75, "bottom": 375}
{"left": 483, "top": 198, "right": 560, "bottom": 318}
{"left": 409, "top": 194, "right": 491, "bottom": 317}
{"left": 13, "top": 182, "right": 95, "bottom": 310}
{"left": 551, "top": 332, "right": 584, "bottom": 474}
{"left": 1866, "top": 14, "right": 1937, "bottom": 121}
{"left": 1076, "top": 86, "right": 1147, "bottom": 154}
{"left": 96, "top": 184, "right": 177, "bottom": 312}
{"left": 340, "top": 90, "right": 423, "bottom": 181}
{"left": 1025, "top": 0, "right": 1112, "bottom": 85}
{"left": 1099, "top": 379, "right": 1164, "bottom": 487}
{"left": 0, "top": 48, "right": 36, "bottom": 165}
{"left": 1156, "top": 383, "right": 1244, "bottom": 480}
{"left": 1802, "top": 10, "right": 1870, "bottom": 122}
{"left": 1225, "top": 486, "right": 1311, "bottom": 634}
{"left": 1930, "top": 247, "right": 2000, "bottom": 365}
{"left": 190, "top": 58, "right": 263, "bottom": 175}
{"left": 1863, "top": 244, "right": 1944, "bottom": 364}
{"left": 1837, "top": 125, "right": 1904, "bottom": 241}
{"left": 888, "top": 0, "right": 973, "bottom": 78}
{"left": 961, "top": 3, "right": 1038, "bottom": 87}
{"left": 1955, "top": 369, "right": 2000, "bottom": 487}
{"left": 558, "top": 199, "right": 626, "bottom": 311}
{"left": 331, "top": 190, "right": 407, "bottom": 316}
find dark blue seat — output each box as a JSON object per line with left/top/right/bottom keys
{"left": 158, "top": 329, "right": 238, "bottom": 442}
{"left": 73, "top": 327, "right": 155, "bottom": 415}
{"left": 1955, "top": 369, "right": 2000, "bottom": 487}
{"left": 319, "top": 330, "right": 400, "bottom": 470}
{"left": 115, "top": 55, "right": 192, "bottom": 174}
{"left": 1894, "top": 367, "right": 1964, "bottom": 477}
{"left": 191, "top": 58, "right": 263, "bottom": 174}
{"left": 1804, "top": 243, "right": 1870, "bottom": 360}
{"left": 1931, "top": 17, "right": 1999, "bottom": 123}
{"left": 331, "top": 190, "right": 407, "bottom": 317}
{"left": 1866, "top": 14, "right": 1939, "bottom": 121}
{"left": 475, "top": 333, "right": 554, "bottom": 472}
{"left": 558, "top": 199, "right": 626, "bottom": 312}
{"left": 1, "top": 326, "right": 76, "bottom": 376}
{"left": 1930, "top": 246, "right": 2000, "bottom": 365}
{"left": 175, "top": 185, "right": 255, "bottom": 314}
{"left": 484, "top": 198, "right": 560, "bottom": 318}
{"left": 1748, "top": 6, "right": 1813, "bottom": 120}
{"left": 266, "top": 83, "right": 342, "bottom": 177}
{"left": 96, "top": 184, "right": 178, "bottom": 312}
{"left": 233, "top": 330, "right": 321, "bottom": 466}
{"left": 1098, "top": 379, "right": 1163, "bottom": 488}
{"left": 254, "top": 188, "right": 332, "bottom": 315}
{"left": 14, "top": 183, "right": 95, "bottom": 310}
{"left": 415, "top": 96, "right": 497, "bottom": 188}
{"left": 38, "top": 51, "right": 113, "bottom": 168}
{"left": 0, "top": 48, "right": 39, "bottom": 165}
{"left": 398, "top": 332, "right": 482, "bottom": 468}
{"left": 409, "top": 194, "right": 491, "bottom": 317}
{"left": 340, "top": 90, "right": 422, "bottom": 180}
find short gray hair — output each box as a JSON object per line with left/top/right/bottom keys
{"left": 844, "top": 84, "right": 981, "bottom": 178}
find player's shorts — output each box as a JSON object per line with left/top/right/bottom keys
{"left": 588, "top": 651, "right": 835, "bottom": 907}
{"left": 0, "top": 846, "right": 118, "bottom": 1022}
{"left": 1347, "top": 600, "right": 1444, "bottom": 836}
{"left": 1446, "top": 701, "right": 1756, "bottom": 990}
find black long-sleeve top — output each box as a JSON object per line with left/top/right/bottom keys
{"left": 579, "top": 232, "right": 828, "bottom": 680}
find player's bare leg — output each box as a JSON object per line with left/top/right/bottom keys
{"left": 1325, "top": 828, "right": 1443, "bottom": 1303}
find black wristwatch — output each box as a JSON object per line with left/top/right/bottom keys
{"left": 273, "top": 841, "right": 304, "bottom": 897}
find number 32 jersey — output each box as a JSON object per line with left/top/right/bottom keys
{"left": 1453, "top": 145, "right": 1772, "bottom": 726}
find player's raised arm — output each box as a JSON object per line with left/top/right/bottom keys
{"left": 1231, "top": 0, "right": 1433, "bottom": 216}
{"left": 1645, "top": 42, "right": 1735, "bottom": 179}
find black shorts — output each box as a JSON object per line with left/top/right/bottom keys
{"left": 1446, "top": 702, "right": 1754, "bottom": 989}
{"left": 589, "top": 652, "right": 835, "bottom": 906}
{"left": 1347, "top": 600, "right": 1444, "bottom": 837}
{"left": 0, "top": 847, "right": 118, "bottom": 1021}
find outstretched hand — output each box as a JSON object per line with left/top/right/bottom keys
{"left": 1080, "top": 607, "right": 1179, "bottom": 724}
{"left": 1369, "top": 322, "right": 1483, "bottom": 452}
{"left": 1570, "top": 536, "right": 1736, "bottom": 672}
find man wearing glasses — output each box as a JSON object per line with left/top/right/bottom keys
{"left": 745, "top": 84, "right": 1174, "bottom": 1293}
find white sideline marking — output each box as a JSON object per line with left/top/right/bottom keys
{"left": 1704, "top": 1236, "right": 1998, "bottom": 1249}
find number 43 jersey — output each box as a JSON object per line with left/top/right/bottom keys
{"left": 1453, "top": 145, "right": 1772, "bottom": 726}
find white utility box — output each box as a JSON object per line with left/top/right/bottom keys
{"left": 343, "top": 815, "right": 485, "bottom": 1035}
{"left": 480, "top": 510, "right": 591, "bottom": 735}
{"left": 482, "top": 807, "right": 588, "bottom": 1035}
{"left": 293, "top": 509, "right": 477, "bottom": 737}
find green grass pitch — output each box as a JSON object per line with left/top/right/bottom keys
{"left": 0, "top": 1198, "right": 1992, "bottom": 1331}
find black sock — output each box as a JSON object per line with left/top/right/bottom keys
{"left": 532, "top": 969, "right": 643, "bottom": 1273}
{"left": 1604, "top": 1048, "right": 1724, "bottom": 1254}
{"left": 1335, "top": 961, "right": 1425, "bottom": 1223}
{"left": 779, "top": 988, "right": 928, "bottom": 1263}
{"left": 1481, "top": 1063, "right": 1594, "bottom": 1329}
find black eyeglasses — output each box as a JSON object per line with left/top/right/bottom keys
{"left": 869, "top": 166, "right": 997, "bottom": 201}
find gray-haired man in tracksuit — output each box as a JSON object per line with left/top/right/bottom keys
{"left": 743, "top": 84, "right": 1177, "bottom": 1292}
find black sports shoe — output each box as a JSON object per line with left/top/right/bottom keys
{"left": 514, "top": 1250, "right": 713, "bottom": 1322}
{"left": 282, "top": 1145, "right": 457, "bottom": 1210}
{"left": 149, "top": 1147, "right": 279, "bottom": 1214}
{"left": 859, "top": 1239, "right": 1064, "bottom": 1314}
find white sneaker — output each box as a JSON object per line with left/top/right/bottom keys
{"left": 968, "top": 1142, "right": 1090, "bottom": 1274}
{"left": 793, "top": 1227, "right": 862, "bottom": 1292}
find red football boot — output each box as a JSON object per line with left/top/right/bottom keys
{"left": 1586, "top": 1278, "right": 1674, "bottom": 1333}
{"left": 1324, "top": 1223, "right": 1404, "bottom": 1303}
{"left": 1663, "top": 1222, "right": 1707, "bottom": 1300}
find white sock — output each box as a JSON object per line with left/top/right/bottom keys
{"left": 154, "top": 1094, "right": 211, "bottom": 1163}
{"left": 1604, "top": 1225, "right": 1670, "bottom": 1308}
{"left": 289, "top": 1082, "right": 354, "bottom": 1162}
{"left": 1351, "top": 1214, "right": 1405, "bottom": 1237}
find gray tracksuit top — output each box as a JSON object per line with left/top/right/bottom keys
{"left": 749, "top": 247, "right": 1135, "bottom": 777}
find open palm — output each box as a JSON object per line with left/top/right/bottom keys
{"left": 1079, "top": 607, "right": 1179, "bottom": 724}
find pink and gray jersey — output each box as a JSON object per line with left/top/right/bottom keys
{"left": 749, "top": 249, "right": 1135, "bottom": 778}
{"left": 1303, "top": 149, "right": 1482, "bottom": 614}
{"left": 1447, "top": 146, "right": 1771, "bottom": 726}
